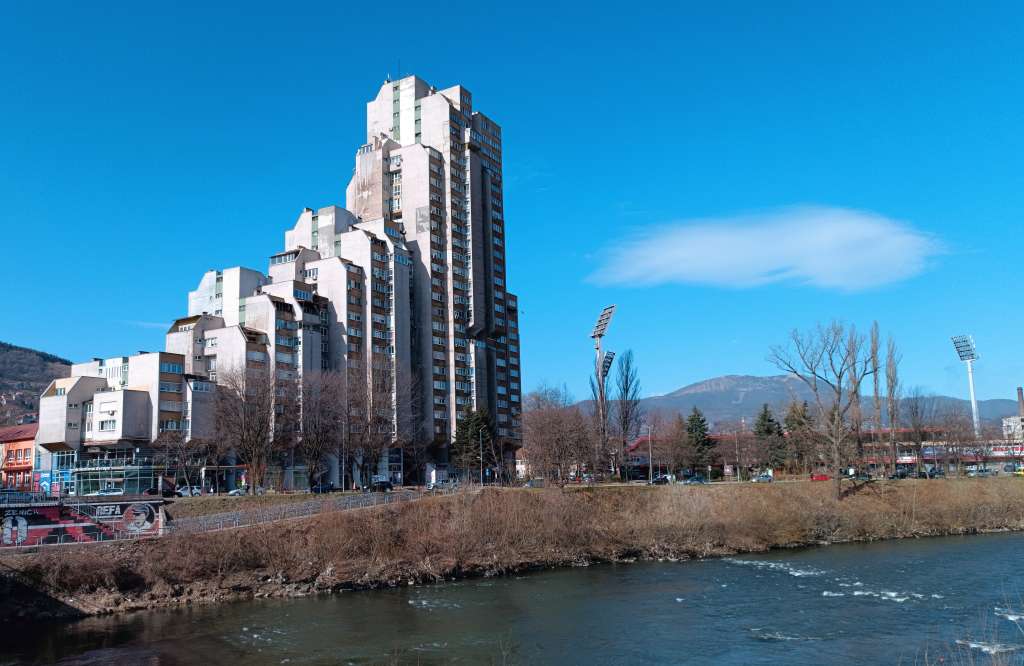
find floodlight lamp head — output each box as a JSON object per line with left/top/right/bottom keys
{"left": 591, "top": 304, "right": 617, "bottom": 338}
{"left": 951, "top": 335, "right": 978, "bottom": 362}
{"left": 602, "top": 351, "right": 616, "bottom": 378}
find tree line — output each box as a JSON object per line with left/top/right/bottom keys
{"left": 520, "top": 321, "right": 1001, "bottom": 500}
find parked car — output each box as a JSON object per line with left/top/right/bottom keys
{"left": 927, "top": 468, "right": 946, "bottom": 479}
{"left": 143, "top": 487, "right": 177, "bottom": 497}
{"left": 85, "top": 487, "right": 125, "bottom": 496}
{"left": 365, "top": 480, "right": 394, "bottom": 493}
{"left": 682, "top": 475, "right": 708, "bottom": 485}
{"left": 521, "top": 478, "right": 545, "bottom": 489}
{"left": 175, "top": 486, "right": 202, "bottom": 497}
{"left": 649, "top": 475, "right": 671, "bottom": 485}
{"left": 1015, "top": 468, "right": 1024, "bottom": 477}
{"left": 968, "top": 468, "right": 994, "bottom": 478}
{"left": 228, "top": 486, "right": 265, "bottom": 496}
{"left": 888, "top": 470, "right": 908, "bottom": 480}
{"left": 310, "top": 482, "right": 337, "bottom": 494}
{"left": 427, "top": 479, "right": 458, "bottom": 491}
{"left": 751, "top": 473, "right": 773, "bottom": 483}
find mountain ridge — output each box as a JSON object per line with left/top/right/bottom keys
{"left": 633, "top": 374, "right": 1018, "bottom": 428}
{"left": 0, "top": 341, "right": 71, "bottom": 426}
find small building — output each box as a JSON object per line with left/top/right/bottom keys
{"left": 0, "top": 423, "right": 39, "bottom": 490}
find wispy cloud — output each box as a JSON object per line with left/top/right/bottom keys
{"left": 590, "top": 205, "right": 943, "bottom": 291}
{"left": 120, "top": 320, "right": 169, "bottom": 330}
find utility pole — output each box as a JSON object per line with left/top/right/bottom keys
{"left": 479, "top": 428, "right": 484, "bottom": 486}
{"left": 734, "top": 426, "right": 740, "bottom": 482}
{"left": 647, "top": 424, "right": 654, "bottom": 483}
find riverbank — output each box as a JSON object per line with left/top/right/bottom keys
{"left": 4, "top": 478, "right": 1024, "bottom": 621}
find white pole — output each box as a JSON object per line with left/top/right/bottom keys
{"left": 966, "top": 358, "right": 981, "bottom": 438}
{"left": 647, "top": 424, "right": 654, "bottom": 483}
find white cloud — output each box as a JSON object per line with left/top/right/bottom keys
{"left": 591, "top": 205, "right": 943, "bottom": 291}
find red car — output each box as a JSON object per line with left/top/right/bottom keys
{"left": 810, "top": 474, "right": 831, "bottom": 481}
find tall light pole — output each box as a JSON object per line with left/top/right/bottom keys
{"left": 591, "top": 305, "right": 616, "bottom": 475}
{"left": 951, "top": 335, "right": 981, "bottom": 438}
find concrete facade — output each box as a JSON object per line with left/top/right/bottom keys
{"left": 33, "top": 75, "right": 522, "bottom": 489}
{"left": 349, "top": 76, "right": 522, "bottom": 458}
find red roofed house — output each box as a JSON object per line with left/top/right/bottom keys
{"left": 0, "top": 423, "right": 38, "bottom": 490}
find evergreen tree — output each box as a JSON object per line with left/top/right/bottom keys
{"left": 754, "top": 403, "right": 786, "bottom": 469}
{"left": 452, "top": 409, "right": 494, "bottom": 480}
{"left": 784, "top": 401, "right": 816, "bottom": 472}
{"left": 686, "top": 407, "right": 716, "bottom": 472}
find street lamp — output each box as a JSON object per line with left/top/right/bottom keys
{"left": 951, "top": 335, "right": 981, "bottom": 438}
{"left": 591, "top": 305, "right": 616, "bottom": 475}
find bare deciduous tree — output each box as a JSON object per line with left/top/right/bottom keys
{"left": 885, "top": 336, "right": 902, "bottom": 476}
{"left": 214, "top": 366, "right": 288, "bottom": 494}
{"left": 524, "top": 383, "right": 589, "bottom": 481}
{"left": 613, "top": 350, "right": 643, "bottom": 481}
{"left": 523, "top": 384, "right": 589, "bottom": 483}
{"left": 298, "top": 370, "right": 346, "bottom": 488}
{"left": 589, "top": 371, "right": 611, "bottom": 477}
{"left": 151, "top": 429, "right": 216, "bottom": 492}
{"left": 903, "top": 387, "right": 938, "bottom": 474}
{"left": 769, "top": 321, "right": 876, "bottom": 500}
{"left": 870, "top": 322, "right": 882, "bottom": 453}
{"left": 346, "top": 370, "right": 397, "bottom": 488}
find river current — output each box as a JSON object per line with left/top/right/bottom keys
{"left": 8, "top": 532, "right": 1024, "bottom": 664}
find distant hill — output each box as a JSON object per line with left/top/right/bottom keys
{"left": 0, "top": 341, "right": 71, "bottom": 426}
{"left": 593, "top": 374, "right": 1019, "bottom": 429}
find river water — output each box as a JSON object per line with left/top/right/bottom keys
{"left": 8, "top": 532, "right": 1024, "bottom": 665}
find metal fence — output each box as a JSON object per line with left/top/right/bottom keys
{"left": 4, "top": 487, "right": 464, "bottom": 550}
{"left": 166, "top": 489, "right": 423, "bottom": 534}
{"left": 22, "top": 529, "right": 152, "bottom": 547}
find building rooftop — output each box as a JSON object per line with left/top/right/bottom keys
{"left": 0, "top": 423, "right": 39, "bottom": 443}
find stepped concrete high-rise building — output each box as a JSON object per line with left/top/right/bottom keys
{"left": 33, "top": 75, "right": 521, "bottom": 493}
{"left": 348, "top": 76, "right": 522, "bottom": 454}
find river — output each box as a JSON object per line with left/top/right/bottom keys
{"left": 8, "top": 532, "right": 1024, "bottom": 665}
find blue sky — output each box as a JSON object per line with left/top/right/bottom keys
{"left": 2, "top": 2, "right": 1022, "bottom": 402}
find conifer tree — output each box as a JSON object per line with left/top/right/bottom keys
{"left": 686, "top": 407, "right": 715, "bottom": 472}
{"left": 753, "top": 403, "right": 786, "bottom": 469}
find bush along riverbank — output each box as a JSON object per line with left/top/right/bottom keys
{"left": 4, "top": 478, "right": 1024, "bottom": 621}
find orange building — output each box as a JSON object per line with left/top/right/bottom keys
{"left": 0, "top": 423, "right": 38, "bottom": 491}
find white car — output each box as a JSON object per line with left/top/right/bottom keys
{"left": 228, "top": 486, "right": 264, "bottom": 496}
{"left": 175, "top": 486, "right": 203, "bottom": 497}
{"left": 85, "top": 487, "right": 125, "bottom": 496}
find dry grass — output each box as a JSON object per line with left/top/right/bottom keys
{"left": 6, "top": 478, "right": 1024, "bottom": 615}
{"left": 167, "top": 492, "right": 343, "bottom": 519}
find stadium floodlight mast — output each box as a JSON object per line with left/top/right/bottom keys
{"left": 951, "top": 334, "right": 981, "bottom": 438}
{"left": 602, "top": 351, "right": 616, "bottom": 379}
{"left": 591, "top": 305, "right": 617, "bottom": 473}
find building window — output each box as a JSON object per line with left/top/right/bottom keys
{"left": 160, "top": 362, "right": 183, "bottom": 374}
{"left": 98, "top": 420, "right": 116, "bottom": 432}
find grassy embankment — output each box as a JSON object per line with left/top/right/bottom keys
{"left": 4, "top": 478, "right": 1024, "bottom": 619}
{"left": 167, "top": 492, "right": 349, "bottom": 520}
